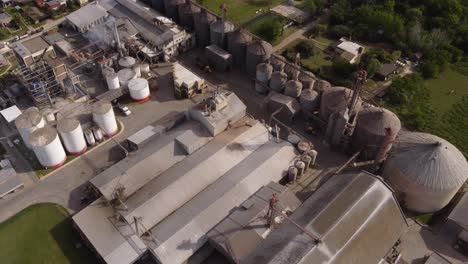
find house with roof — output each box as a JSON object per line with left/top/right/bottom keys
{"left": 1, "top": 0, "right": 12, "bottom": 7}
{"left": 334, "top": 37, "right": 365, "bottom": 64}
{"left": 0, "top": 12, "right": 12, "bottom": 27}
{"left": 375, "top": 63, "right": 398, "bottom": 81}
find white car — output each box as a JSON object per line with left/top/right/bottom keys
{"left": 117, "top": 103, "right": 131, "bottom": 116}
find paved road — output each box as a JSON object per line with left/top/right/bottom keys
{"left": 4, "top": 17, "right": 65, "bottom": 45}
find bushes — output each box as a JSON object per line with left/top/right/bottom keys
{"left": 254, "top": 19, "right": 282, "bottom": 42}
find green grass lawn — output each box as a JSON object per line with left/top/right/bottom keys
{"left": 424, "top": 67, "right": 468, "bottom": 114}
{"left": 0, "top": 203, "right": 98, "bottom": 264}
{"left": 281, "top": 39, "right": 333, "bottom": 73}
{"left": 245, "top": 12, "right": 298, "bottom": 45}
{"left": 199, "top": 0, "right": 284, "bottom": 24}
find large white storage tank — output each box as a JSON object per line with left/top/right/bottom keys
{"left": 29, "top": 127, "right": 66, "bottom": 169}
{"left": 117, "top": 69, "right": 137, "bottom": 88}
{"left": 128, "top": 78, "right": 151, "bottom": 102}
{"left": 118, "top": 56, "right": 137, "bottom": 69}
{"left": 383, "top": 132, "right": 468, "bottom": 213}
{"left": 15, "top": 107, "right": 46, "bottom": 149}
{"left": 92, "top": 101, "right": 118, "bottom": 137}
{"left": 105, "top": 72, "right": 120, "bottom": 90}
{"left": 57, "top": 118, "right": 87, "bottom": 155}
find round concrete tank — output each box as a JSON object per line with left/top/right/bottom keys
{"left": 178, "top": 2, "right": 200, "bottom": 29}
{"left": 296, "top": 161, "right": 306, "bottom": 177}
{"left": 352, "top": 107, "right": 401, "bottom": 160}
{"left": 128, "top": 78, "right": 151, "bottom": 102}
{"left": 140, "top": 63, "right": 150, "bottom": 74}
{"left": 57, "top": 118, "right": 87, "bottom": 155}
{"left": 383, "top": 132, "right": 468, "bottom": 213}
{"left": 210, "top": 20, "right": 234, "bottom": 48}
{"left": 151, "top": 0, "right": 164, "bottom": 11}
{"left": 245, "top": 40, "right": 272, "bottom": 76}
{"left": 194, "top": 9, "right": 215, "bottom": 46}
{"left": 284, "top": 64, "right": 300, "bottom": 80}
{"left": 284, "top": 80, "right": 303, "bottom": 98}
{"left": 300, "top": 89, "right": 319, "bottom": 113}
{"left": 164, "top": 0, "right": 185, "bottom": 21}
{"left": 15, "top": 107, "right": 46, "bottom": 149}
{"left": 29, "top": 127, "right": 66, "bottom": 169}
{"left": 319, "top": 86, "right": 362, "bottom": 121}
{"left": 255, "top": 63, "right": 273, "bottom": 94}
{"left": 118, "top": 56, "right": 136, "bottom": 69}
{"left": 269, "top": 71, "right": 287, "bottom": 92}
{"left": 288, "top": 166, "right": 298, "bottom": 182}
{"left": 92, "top": 101, "right": 118, "bottom": 137}
{"left": 299, "top": 71, "right": 316, "bottom": 90}
{"left": 270, "top": 55, "right": 286, "bottom": 72}
{"left": 106, "top": 72, "right": 120, "bottom": 90}
{"left": 117, "top": 68, "right": 137, "bottom": 88}
{"left": 227, "top": 30, "right": 252, "bottom": 66}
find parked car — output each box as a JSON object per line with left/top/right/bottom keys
{"left": 117, "top": 103, "right": 131, "bottom": 116}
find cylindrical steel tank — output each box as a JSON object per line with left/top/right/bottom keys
{"left": 105, "top": 72, "right": 120, "bottom": 90}
{"left": 297, "top": 141, "right": 311, "bottom": 154}
{"left": 288, "top": 166, "right": 298, "bottom": 182}
{"left": 194, "top": 9, "right": 215, "bottom": 46}
{"left": 128, "top": 78, "right": 151, "bottom": 102}
{"left": 210, "top": 20, "right": 234, "bottom": 48}
{"left": 302, "top": 155, "right": 312, "bottom": 170}
{"left": 296, "top": 161, "right": 306, "bottom": 177}
{"left": 118, "top": 56, "right": 136, "bottom": 69}
{"left": 57, "top": 118, "right": 87, "bottom": 155}
{"left": 299, "top": 71, "right": 316, "bottom": 90}
{"left": 287, "top": 134, "right": 300, "bottom": 145}
{"left": 245, "top": 40, "right": 272, "bottom": 76}
{"left": 314, "top": 79, "right": 332, "bottom": 93}
{"left": 383, "top": 132, "right": 468, "bottom": 213}
{"left": 284, "top": 64, "right": 300, "bottom": 80}
{"left": 227, "top": 30, "right": 252, "bottom": 66}
{"left": 29, "top": 127, "right": 66, "bottom": 168}
{"left": 352, "top": 107, "right": 401, "bottom": 160}
{"left": 92, "top": 101, "right": 118, "bottom": 137}
{"left": 164, "top": 0, "right": 185, "bottom": 21}
{"left": 15, "top": 107, "right": 45, "bottom": 149}
{"left": 269, "top": 71, "right": 287, "bottom": 92}
{"left": 270, "top": 55, "right": 286, "bottom": 72}
{"left": 319, "top": 86, "right": 362, "bottom": 121}
{"left": 255, "top": 63, "right": 273, "bottom": 94}
{"left": 284, "top": 80, "right": 303, "bottom": 98}
{"left": 140, "top": 63, "right": 150, "bottom": 74}
{"left": 133, "top": 64, "right": 141, "bottom": 78}
{"left": 300, "top": 89, "right": 319, "bottom": 113}
{"left": 151, "top": 0, "right": 164, "bottom": 11}
{"left": 84, "top": 129, "right": 95, "bottom": 146}
{"left": 117, "top": 68, "right": 137, "bottom": 88}
{"left": 308, "top": 149, "right": 317, "bottom": 167}
{"left": 178, "top": 2, "right": 200, "bottom": 29}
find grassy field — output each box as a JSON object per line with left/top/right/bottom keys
{"left": 245, "top": 12, "right": 298, "bottom": 45}
{"left": 199, "top": 0, "right": 284, "bottom": 24}
{"left": 281, "top": 38, "right": 333, "bottom": 73}
{"left": 0, "top": 203, "right": 98, "bottom": 264}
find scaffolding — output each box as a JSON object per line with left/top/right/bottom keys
{"left": 16, "top": 60, "right": 64, "bottom": 109}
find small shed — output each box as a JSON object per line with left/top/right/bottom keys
{"left": 375, "top": 63, "right": 398, "bottom": 81}
{"left": 205, "top": 44, "right": 232, "bottom": 72}
{"left": 0, "top": 105, "right": 22, "bottom": 122}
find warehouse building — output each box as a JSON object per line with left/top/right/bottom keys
{"left": 66, "top": 2, "right": 108, "bottom": 33}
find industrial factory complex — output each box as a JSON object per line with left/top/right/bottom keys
{"left": 0, "top": 1, "right": 467, "bottom": 264}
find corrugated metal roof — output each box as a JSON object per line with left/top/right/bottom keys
{"left": 243, "top": 171, "right": 408, "bottom": 264}
{"left": 66, "top": 2, "right": 108, "bottom": 28}
{"left": 449, "top": 191, "right": 468, "bottom": 230}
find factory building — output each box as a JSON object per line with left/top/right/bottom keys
{"left": 11, "top": 36, "right": 56, "bottom": 67}
{"left": 73, "top": 92, "right": 301, "bottom": 264}
{"left": 66, "top": 2, "right": 108, "bottom": 33}
{"left": 243, "top": 171, "right": 409, "bottom": 264}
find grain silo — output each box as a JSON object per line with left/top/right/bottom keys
{"left": 284, "top": 63, "right": 300, "bottom": 80}
{"left": 383, "top": 132, "right": 468, "bottom": 213}
{"left": 15, "top": 107, "right": 46, "bottom": 149}
{"left": 319, "top": 86, "right": 361, "bottom": 121}
{"left": 270, "top": 55, "right": 286, "bottom": 72}
{"left": 314, "top": 79, "right": 332, "bottom": 93}
{"left": 151, "top": 0, "right": 164, "bottom": 11}
{"left": 255, "top": 63, "right": 273, "bottom": 94}
{"left": 29, "top": 127, "right": 66, "bottom": 169}
{"left": 352, "top": 107, "right": 401, "bottom": 160}
{"left": 118, "top": 56, "right": 137, "bottom": 69}
{"left": 299, "top": 71, "right": 316, "bottom": 90}
{"left": 92, "top": 101, "right": 118, "bottom": 137}
{"left": 194, "top": 9, "right": 215, "bottom": 46}
{"left": 178, "top": 2, "right": 200, "bottom": 30}
{"left": 105, "top": 72, "right": 120, "bottom": 90}
{"left": 227, "top": 30, "right": 252, "bottom": 67}
{"left": 269, "top": 71, "right": 287, "bottom": 92}
{"left": 245, "top": 40, "right": 272, "bottom": 76}
{"left": 57, "top": 118, "right": 87, "bottom": 155}
{"left": 284, "top": 80, "right": 303, "bottom": 98}
{"left": 117, "top": 68, "right": 137, "bottom": 88}
{"left": 164, "top": 0, "right": 186, "bottom": 21}
{"left": 210, "top": 20, "right": 234, "bottom": 49}
{"left": 128, "top": 78, "right": 151, "bottom": 102}
{"left": 299, "top": 89, "right": 319, "bottom": 113}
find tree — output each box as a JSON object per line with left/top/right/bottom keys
{"left": 329, "top": 25, "right": 351, "bottom": 38}
{"left": 303, "top": 0, "right": 317, "bottom": 15}
{"left": 332, "top": 58, "right": 359, "bottom": 78}
{"left": 391, "top": 50, "right": 401, "bottom": 62}
{"left": 365, "top": 58, "right": 382, "bottom": 78}
{"left": 421, "top": 62, "right": 440, "bottom": 79}
{"left": 256, "top": 20, "right": 282, "bottom": 42}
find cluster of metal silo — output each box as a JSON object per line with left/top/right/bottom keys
{"left": 255, "top": 63, "right": 273, "bottom": 94}
{"left": 210, "top": 19, "right": 234, "bottom": 49}
{"left": 57, "top": 118, "right": 87, "bottom": 155}
{"left": 313, "top": 79, "right": 332, "bottom": 94}
{"left": 269, "top": 71, "right": 288, "bottom": 93}
{"left": 352, "top": 107, "right": 401, "bottom": 160}
{"left": 227, "top": 30, "right": 252, "bottom": 66}
{"left": 270, "top": 56, "right": 286, "bottom": 72}
{"left": 164, "top": 0, "right": 186, "bottom": 21}
{"left": 128, "top": 78, "right": 151, "bottom": 102}
{"left": 29, "top": 127, "right": 67, "bottom": 169}
{"left": 319, "top": 86, "right": 362, "bottom": 121}
{"left": 299, "top": 71, "right": 316, "bottom": 90}
{"left": 15, "top": 107, "right": 45, "bottom": 149}
{"left": 383, "top": 132, "right": 468, "bottom": 213}
{"left": 194, "top": 9, "right": 215, "bottom": 46}
{"left": 245, "top": 40, "right": 272, "bottom": 76}
{"left": 284, "top": 80, "right": 303, "bottom": 98}
{"left": 299, "top": 89, "right": 319, "bottom": 113}
{"left": 92, "top": 101, "right": 118, "bottom": 137}
{"left": 284, "top": 63, "right": 300, "bottom": 80}
{"left": 178, "top": 2, "right": 200, "bottom": 30}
